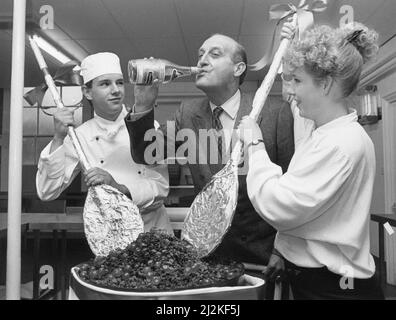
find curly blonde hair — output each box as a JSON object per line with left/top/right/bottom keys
{"left": 284, "top": 22, "right": 379, "bottom": 97}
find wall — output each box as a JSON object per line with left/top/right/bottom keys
{"left": 1, "top": 89, "right": 10, "bottom": 192}
{"left": 0, "top": 88, "right": 3, "bottom": 187}
{"left": 365, "top": 120, "right": 385, "bottom": 257}
{"left": 377, "top": 78, "right": 396, "bottom": 285}
{"left": 361, "top": 34, "right": 396, "bottom": 284}
{"left": 0, "top": 86, "right": 88, "bottom": 212}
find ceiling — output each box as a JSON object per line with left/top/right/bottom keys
{"left": 0, "top": 0, "right": 395, "bottom": 87}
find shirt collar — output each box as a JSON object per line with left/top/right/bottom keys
{"left": 94, "top": 105, "right": 127, "bottom": 127}
{"left": 315, "top": 108, "right": 358, "bottom": 133}
{"left": 92, "top": 105, "right": 128, "bottom": 139}
{"left": 209, "top": 90, "right": 240, "bottom": 120}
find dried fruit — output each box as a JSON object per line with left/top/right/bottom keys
{"left": 76, "top": 230, "right": 244, "bottom": 291}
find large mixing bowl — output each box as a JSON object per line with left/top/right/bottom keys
{"left": 69, "top": 267, "right": 265, "bottom": 300}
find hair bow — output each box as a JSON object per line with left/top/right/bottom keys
{"left": 346, "top": 29, "right": 364, "bottom": 45}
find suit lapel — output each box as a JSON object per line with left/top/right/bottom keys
{"left": 233, "top": 92, "right": 252, "bottom": 130}
{"left": 191, "top": 98, "right": 213, "bottom": 131}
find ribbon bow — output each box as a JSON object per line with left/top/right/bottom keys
{"left": 346, "top": 29, "right": 364, "bottom": 45}
{"left": 250, "top": 0, "right": 327, "bottom": 71}
{"left": 24, "top": 61, "right": 83, "bottom": 107}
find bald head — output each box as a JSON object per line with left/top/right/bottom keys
{"left": 207, "top": 34, "right": 247, "bottom": 85}
{"left": 209, "top": 34, "right": 238, "bottom": 47}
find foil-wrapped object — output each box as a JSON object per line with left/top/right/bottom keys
{"left": 182, "top": 160, "right": 239, "bottom": 258}
{"left": 83, "top": 184, "right": 144, "bottom": 257}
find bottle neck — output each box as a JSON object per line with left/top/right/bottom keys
{"left": 165, "top": 64, "right": 194, "bottom": 75}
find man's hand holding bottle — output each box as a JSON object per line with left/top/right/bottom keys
{"left": 133, "top": 79, "right": 160, "bottom": 113}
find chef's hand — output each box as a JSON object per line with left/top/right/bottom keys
{"left": 263, "top": 253, "right": 285, "bottom": 283}
{"left": 237, "top": 116, "right": 263, "bottom": 146}
{"left": 84, "top": 168, "right": 131, "bottom": 198}
{"left": 50, "top": 108, "right": 76, "bottom": 153}
{"left": 85, "top": 167, "right": 118, "bottom": 188}
{"left": 133, "top": 57, "right": 160, "bottom": 113}
{"left": 53, "top": 108, "right": 76, "bottom": 142}
{"left": 280, "top": 17, "right": 296, "bottom": 41}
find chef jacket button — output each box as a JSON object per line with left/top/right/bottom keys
{"left": 100, "top": 160, "right": 104, "bottom": 164}
{"left": 96, "top": 137, "right": 99, "bottom": 141}
{"left": 138, "top": 171, "right": 142, "bottom": 174}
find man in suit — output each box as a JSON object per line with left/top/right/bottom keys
{"left": 125, "top": 32, "right": 294, "bottom": 285}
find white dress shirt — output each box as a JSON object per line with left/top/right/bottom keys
{"left": 209, "top": 90, "right": 240, "bottom": 153}
{"left": 129, "top": 90, "right": 240, "bottom": 153}
{"left": 246, "top": 107, "right": 376, "bottom": 278}
{"left": 36, "top": 106, "right": 172, "bottom": 233}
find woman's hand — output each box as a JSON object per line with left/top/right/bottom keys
{"left": 237, "top": 116, "right": 263, "bottom": 146}
{"left": 280, "top": 17, "right": 296, "bottom": 41}
{"left": 263, "top": 253, "right": 285, "bottom": 283}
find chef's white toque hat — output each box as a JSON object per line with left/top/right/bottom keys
{"left": 80, "top": 52, "right": 123, "bottom": 84}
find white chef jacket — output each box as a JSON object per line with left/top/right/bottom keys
{"left": 246, "top": 107, "right": 376, "bottom": 279}
{"left": 36, "top": 106, "right": 172, "bottom": 234}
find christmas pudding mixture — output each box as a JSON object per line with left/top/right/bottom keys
{"left": 76, "top": 231, "right": 244, "bottom": 291}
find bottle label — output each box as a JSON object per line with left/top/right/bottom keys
{"left": 128, "top": 59, "right": 196, "bottom": 85}
{"left": 131, "top": 59, "right": 165, "bottom": 85}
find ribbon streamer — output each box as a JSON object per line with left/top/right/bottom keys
{"left": 24, "top": 61, "right": 83, "bottom": 107}
{"left": 250, "top": 0, "right": 327, "bottom": 71}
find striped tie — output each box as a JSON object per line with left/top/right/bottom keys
{"left": 212, "top": 106, "right": 224, "bottom": 163}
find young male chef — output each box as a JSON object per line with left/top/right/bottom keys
{"left": 36, "top": 52, "right": 172, "bottom": 233}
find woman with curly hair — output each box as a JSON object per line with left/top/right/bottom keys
{"left": 238, "top": 22, "right": 384, "bottom": 300}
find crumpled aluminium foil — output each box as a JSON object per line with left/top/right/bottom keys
{"left": 182, "top": 160, "right": 239, "bottom": 258}
{"left": 83, "top": 184, "right": 144, "bottom": 257}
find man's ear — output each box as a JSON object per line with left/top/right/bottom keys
{"left": 322, "top": 76, "right": 334, "bottom": 96}
{"left": 234, "top": 62, "right": 246, "bottom": 78}
{"left": 82, "top": 85, "right": 92, "bottom": 101}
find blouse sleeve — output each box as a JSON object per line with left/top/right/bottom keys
{"left": 246, "top": 142, "right": 352, "bottom": 232}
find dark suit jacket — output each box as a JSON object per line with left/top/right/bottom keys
{"left": 125, "top": 92, "right": 294, "bottom": 264}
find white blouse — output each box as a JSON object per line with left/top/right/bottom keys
{"left": 246, "top": 105, "right": 376, "bottom": 278}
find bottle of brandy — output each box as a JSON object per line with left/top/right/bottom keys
{"left": 128, "top": 59, "right": 201, "bottom": 85}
